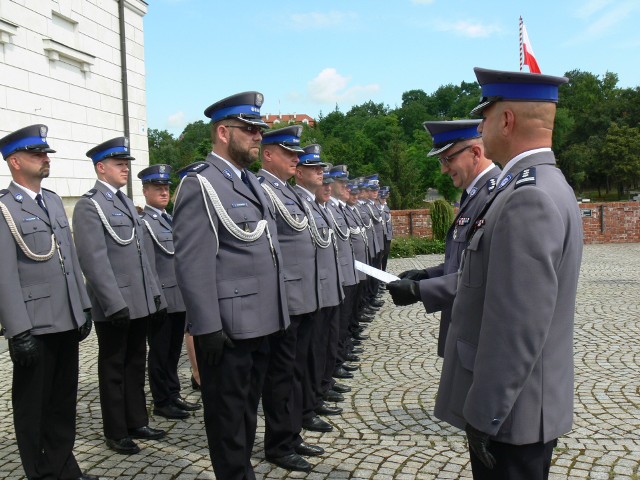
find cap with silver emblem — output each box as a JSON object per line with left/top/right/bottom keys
{"left": 204, "top": 91, "right": 268, "bottom": 128}
{"left": 297, "top": 144, "right": 327, "bottom": 167}
{"left": 423, "top": 120, "right": 482, "bottom": 156}
{"left": 0, "top": 124, "right": 56, "bottom": 160}
{"left": 261, "top": 125, "right": 304, "bottom": 152}
{"left": 138, "top": 164, "right": 173, "bottom": 184}
{"left": 86, "top": 137, "right": 134, "bottom": 164}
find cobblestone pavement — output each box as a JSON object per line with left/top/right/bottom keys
{"left": 1, "top": 243, "right": 639, "bottom": 479}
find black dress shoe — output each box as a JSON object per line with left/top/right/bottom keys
{"left": 323, "top": 389, "right": 344, "bottom": 402}
{"left": 295, "top": 442, "right": 325, "bottom": 457}
{"left": 333, "top": 367, "right": 353, "bottom": 379}
{"left": 78, "top": 474, "right": 100, "bottom": 480}
{"left": 352, "top": 332, "right": 369, "bottom": 341}
{"left": 345, "top": 353, "right": 360, "bottom": 362}
{"left": 342, "top": 363, "right": 359, "bottom": 372}
{"left": 154, "top": 403, "right": 190, "bottom": 419}
{"left": 351, "top": 347, "right": 364, "bottom": 354}
{"left": 362, "top": 307, "right": 378, "bottom": 315}
{"left": 266, "top": 453, "right": 311, "bottom": 472}
{"left": 105, "top": 437, "right": 140, "bottom": 455}
{"left": 128, "top": 425, "right": 166, "bottom": 440}
{"left": 370, "top": 299, "right": 385, "bottom": 307}
{"left": 190, "top": 375, "right": 200, "bottom": 391}
{"left": 302, "top": 415, "right": 333, "bottom": 432}
{"left": 315, "top": 404, "right": 343, "bottom": 416}
{"left": 358, "top": 316, "right": 373, "bottom": 323}
{"left": 351, "top": 339, "right": 362, "bottom": 346}
{"left": 173, "top": 396, "right": 202, "bottom": 411}
{"left": 333, "top": 382, "right": 351, "bottom": 393}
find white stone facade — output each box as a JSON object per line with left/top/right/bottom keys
{"left": 0, "top": 0, "right": 149, "bottom": 212}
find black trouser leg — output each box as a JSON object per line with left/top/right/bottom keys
{"left": 148, "top": 311, "right": 186, "bottom": 406}
{"left": 470, "top": 438, "right": 557, "bottom": 480}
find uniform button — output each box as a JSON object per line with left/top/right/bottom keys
{"left": 162, "top": 283, "right": 165, "bottom": 287}
{"left": 491, "top": 418, "right": 501, "bottom": 425}
{"left": 28, "top": 293, "right": 32, "bottom": 298}
{"left": 243, "top": 215, "right": 247, "bottom": 220}
{"left": 234, "top": 288, "right": 239, "bottom": 294}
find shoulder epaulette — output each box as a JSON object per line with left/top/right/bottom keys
{"left": 82, "top": 188, "right": 97, "bottom": 198}
{"left": 486, "top": 177, "right": 498, "bottom": 192}
{"left": 258, "top": 176, "right": 265, "bottom": 184}
{"left": 185, "top": 161, "right": 209, "bottom": 176}
{"left": 514, "top": 167, "right": 536, "bottom": 189}
{"left": 41, "top": 187, "right": 56, "bottom": 194}
{"left": 0, "top": 189, "right": 8, "bottom": 198}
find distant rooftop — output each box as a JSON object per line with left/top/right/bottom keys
{"left": 262, "top": 113, "right": 315, "bottom": 128}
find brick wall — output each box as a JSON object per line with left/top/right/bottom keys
{"left": 391, "top": 202, "right": 640, "bottom": 244}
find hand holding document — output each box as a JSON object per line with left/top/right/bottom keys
{"left": 355, "top": 260, "right": 400, "bottom": 284}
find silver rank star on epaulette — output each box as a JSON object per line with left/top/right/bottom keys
{"left": 514, "top": 167, "right": 536, "bottom": 189}
{"left": 487, "top": 178, "right": 497, "bottom": 192}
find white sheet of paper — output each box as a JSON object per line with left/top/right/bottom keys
{"left": 355, "top": 260, "right": 400, "bottom": 284}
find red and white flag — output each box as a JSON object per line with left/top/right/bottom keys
{"left": 519, "top": 17, "right": 541, "bottom": 74}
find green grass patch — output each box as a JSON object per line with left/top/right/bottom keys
{"left": 390, "top": 236, "right": 446, "bottom": 258}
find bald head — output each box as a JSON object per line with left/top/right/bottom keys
{"left": 479, "top": 101, "right": 556, "bottom": 166}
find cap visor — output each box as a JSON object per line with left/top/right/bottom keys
{"left": 469, "top": 100, "right": 493, "bottom": 117}
{"left": 237, "top": 117, "right": 269, "bottom": 128}
{"left": 280, "top": 144, "right": 305, "bottom": 153}
{"left": 427, "top": 142, "right": 454, "bottom": 157}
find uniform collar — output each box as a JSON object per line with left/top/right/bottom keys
{"left": 296, "top": 184, "right": 316, "bottom": 201}
{"left": 212, "top": 151, "right": 242, "bottom": 179}
{"left": 11, "top": 181, "right": 41, "bottom": 201}
{"left": 496, "top": 148, "right": 551, "bottom": 184}
{"left": 466, "top": 163, "right": 497, "bottom": 194}
{"left": 145, "top": 204, "right": 165, "bottom": 215}
{"left": 97, "top": 179, "right": 120, "bottom": 195}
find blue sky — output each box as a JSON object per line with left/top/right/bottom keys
{"left": 144, "top": 0, "right": 640, "bottom": 136}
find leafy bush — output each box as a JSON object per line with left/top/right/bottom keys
{"left": 389, "top": 237, "right": 446, "bottom": 258}
{"left": 429, "top": 199, "right": 455, "bottom": 241}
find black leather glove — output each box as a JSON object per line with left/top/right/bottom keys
{"left": 107, "top": 306, "right": 130, "bottom": 328}
{"left": 387, "top": 279, "right": 421, "bottom": 306}
{"left": 398, "top": 269, "right": 430, "bottom": 281}
{"left": 154, "top": 296, "right": 162, "bottom": 310}
{"left": 466, "top": 423, "right": 496, "bottom": 469}
{"left": 79, "top": 310, "right": 93, "bottom": 341}
{"left": 8, "top": 330, "right": 39, "bottom": 367}
{"left": 197, "top": 330, "right": 235, "bottom": 366}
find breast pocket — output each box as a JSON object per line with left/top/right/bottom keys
{"left": 109, "top": 215, "right": 133, "bottom": 239}
{"left": 19, "top": 220, "right": 53, "bottom": 254}
{"left": 225, "top": 207, "right": 261, "bottom": 243}
{"left": 461, "top": 229, "right": 484, "bottom": 289}
{"left": 156, "top": 231, "right": 174, "bottom": 251}
{"left": 55, "top": 216, "right": 71, "bottom": 245}
{"left": 22, "top": 283, "right": 52, "bottom": 330}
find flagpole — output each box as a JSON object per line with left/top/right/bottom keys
{"left": 519, "top": 16, "right": 523, "bottom": 71}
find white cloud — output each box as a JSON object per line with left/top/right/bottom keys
{"left": 433, "top": 19, "right": 501, "bottom": 38}
{"left": 567, "top": 0, "right": 639, "bottom": 44}
{"left": 576, "top": 0, "right": 615, "bottom": 19}
{"left": 166, "top": 111, "right": 185, "bottom": 128}
{"left": 307, "top": 68, "right": 380, "bottom": 104}
{"left": 288, "top": 11, "right": 357, "bottom": 29}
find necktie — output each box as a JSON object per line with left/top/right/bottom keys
{"left": 241, "top": 169, "right": 250, "bottom": 185}
{"left": 116, "top": 190, "right": 128, "bottom": 203}
{"left": 460, "top": 190, "right": 468, "bottom": 205}
{"left": 161, "top": 212, "right": 173, "bottom": 226}
{"left": 35, "top": 193, "right": 49, "bottom": 217}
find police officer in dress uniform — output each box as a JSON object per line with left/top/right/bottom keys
{"left": 342, "top": 181, "right": 370, "bottom": 353}
{"left": 257, "top": 126, "right": 324, "bottom": 473}
{"left": 293, "top": 145, "right": 345, "bottom": 433}
{"left": 0, "top": 125, "right": 97, "bottom": 480}
{"left": 137, "top": 164, "right": 201, "bottom": 420}
{"left": 325, "top": 166, "right": 362, "bottom": 381}
{"left": 172, "top": 92, "right": 289, "bottom": 480}
{"left": 433, "top": 69, "right": 583, "bottom": 480}
{"left": 73, "top": 137, "right": 167, "bottom": 455}
{"left": 388, "top": 120, "right": 501, "bottom": 357}
{"left": 378, "top": 186, "right": 393, "bottom": 271}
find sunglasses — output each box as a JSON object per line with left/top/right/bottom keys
{"left": 224, "top": 124, "right": 264, "bottom": 135}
